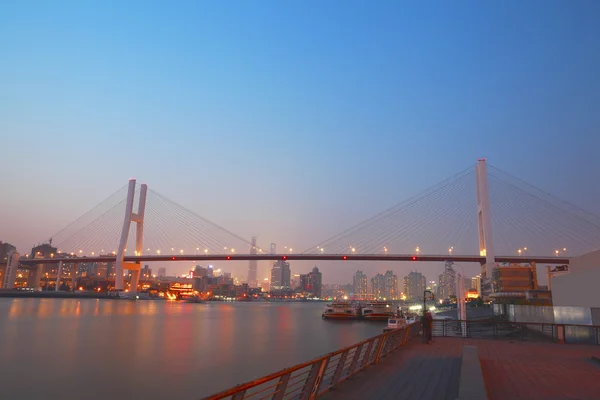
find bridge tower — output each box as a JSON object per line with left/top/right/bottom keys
{"left": 475, "top": 159, "right": 495, "bottom": 296}
{"left": 114, "top": 178, "right": 147, "bottom": 293}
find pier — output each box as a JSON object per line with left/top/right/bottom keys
{"left": 204, "top": 320, "right": 600, "bottom": 400}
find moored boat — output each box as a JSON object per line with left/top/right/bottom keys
{"left": 361, "top": 301, "right": 394, "bottom": 321}
{"left": 322, "top": 301, "right": 361, "bottom": 320}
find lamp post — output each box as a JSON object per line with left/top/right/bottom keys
{"left": 452, "top": 263, "right": 468, "bottom": 337}
{"left": 423, "top": 290, "right": 434, "bottom": 316}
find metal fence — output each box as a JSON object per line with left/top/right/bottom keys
{"left": 432, "top": 319, "right": 600, "bottom": 345}
{"left": 202, "top": 321, "right": 422, "bottom": 400}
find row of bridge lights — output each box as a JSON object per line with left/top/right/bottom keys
{"left": 42, "top": 245, "right": 568, "bottom": 258}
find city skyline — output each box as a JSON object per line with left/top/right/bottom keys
{"left": 2, "top": 2, "right": 600, "bottom": 285}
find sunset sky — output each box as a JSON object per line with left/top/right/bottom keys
{"left": 1, "top": 1, "right": 599, "bottom": 284}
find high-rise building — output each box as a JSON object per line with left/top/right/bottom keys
{"left": 157, "top": 268, "right": 167, "bottom": 279}
{"left": 29, "top": 243, "right": 57, "bottom": 288}
{"left": 247, "top": 236, "right": 258, "bottom": 288}
{"left": 0, "top": 241, "right": 16, "bottom": 262}
{"left": 270, "top": 260, "right": 291, "bottom": 289}
{"left": 260, "top": 277, "right": 270, "bottom": 292}
{"left": 371, "top": 274, "right": 386, "bottom": 299}
{"left": 353, "top": 270, "right": 368, "bottom": 298}
{"left": 141, "top": 265, "right": 152, "bottom": 279}
{"left": 471, "top": 275, "right": 481, "bottom": 296}
{"left": 194, "top": 265, "right": 207, "bottom": 278}
{"left": 384, "top": 271, "right": 399, "bottom": 300}
{"left": 219, "top": 272, "right": 233, "bottom": 285}
{"left": 299, "top": 274, "right": 308, "bottom": 289}
{"left": 492, "top": 263, "right": 538, "bottom": 294}
{"left": 403, "top": 271, "right": 426, "bottom": 300}
{"left": 304, "top": 266, "right": 322, "bottom": 298}
{"left": 438, "top": 261, "right": 457, "bottom": 300}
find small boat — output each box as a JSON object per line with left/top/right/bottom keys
{"left": 361, "top": 301, "right": 395, "bottom": 321}
{"left": 322, "top": 301, "right": 361, "bottom": 320}
{"left": 386, "top": 317, "right": 407, "bottom": 329}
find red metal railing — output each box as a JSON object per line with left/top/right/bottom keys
{"left": 202, "top": 321, "right": 422, "bottom": 400}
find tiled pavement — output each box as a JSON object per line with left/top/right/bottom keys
{"left": 319, "top": 337, "right": 600, "bottom": 400}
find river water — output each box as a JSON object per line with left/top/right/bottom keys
{"left": 0, "top": 299, "right": 384, "bottom": 399}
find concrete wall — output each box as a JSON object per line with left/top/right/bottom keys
{"left": 552, "top": 267, "right": 600, "bottom": 308}
{"left": 570, "top": 248, "right": 600, "bottom": 272}
{"left": 501, "top": 304, "right": 598, "bottom": 344}
{"left": 510, "top": 305, "right": 555, "bottom": 324}
{"left": 553, "top": 306, "right": 593, "bottom": 325}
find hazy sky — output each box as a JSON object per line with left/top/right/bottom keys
{"left": 1, "top": 1, "right": 599, "bottom": 284}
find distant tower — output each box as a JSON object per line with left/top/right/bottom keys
{"left": 247, "top": 236, "right": 258, "bottom": 288}
{"left": 270, "top": 243, "right": 276, "bottom": 254}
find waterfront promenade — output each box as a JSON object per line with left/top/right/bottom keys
{"left": 320, "top": 337, "right": 600, "bottom": 400}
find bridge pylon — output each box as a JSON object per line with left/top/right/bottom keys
{"left": 475, "top": 159, "right": 496, "bottom": 296}
{"left": 114, "top": 179, "right": 147, "bottom": 293}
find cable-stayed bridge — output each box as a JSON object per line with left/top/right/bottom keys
{"left": 13, "top": 159, "right": 600, "bottom": 293}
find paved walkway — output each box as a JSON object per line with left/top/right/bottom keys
{"left": 319, "top": 337, "right": 600, "bottom": 400}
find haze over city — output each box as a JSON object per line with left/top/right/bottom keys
{"left": 1, "top": 1, "right": 599, "bottom": 284}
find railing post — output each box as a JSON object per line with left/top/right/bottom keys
{"left": 443, "top": 320, "right": 447, "bottom": 337}
{"left": 557, "top": 324, "right": 565, "bottom": 344}
{"left": 402, "top": 326, "right": 411, "bottom": 346}
{"left": 232, "top": 390, "right": 246, "bottom": 400}
{"left": 329, "top": 350, "right": 349, "bottom": 389}
{"left": 374, "top": 335, "right": 387, "bottom": 364}
{"left": 346, "top": 344, "right": 363, "bottom": 376}
{"left": 271, "top": 372, "right": 291, "bottom": 400}
{"left": 360, "top": 339, "right": 375, "bottom": 368}
{"left": 301, "top": 359, "right": 328, "bottom": 400}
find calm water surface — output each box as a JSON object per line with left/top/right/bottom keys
{"left": 0, "top": 299, "right": 384, "bottom": 399}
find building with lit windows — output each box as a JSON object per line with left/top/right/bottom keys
{"left": 403, "top": 271, "right": 426, "bottom": 300}
{"left": 300, "top": 266, "right": 322, "bottom": 298}
{"left": 353, "top": 270, "right": 368, "bottom": 298}
{"left": 270, "top": 260, "right": 291, "bottom": 290}
{"left": 438, "top": 261, "right": 457, "bottom": 300}
{"left": 384, "top": 270, "right": 399, "bottom": 300}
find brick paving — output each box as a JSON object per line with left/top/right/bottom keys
{"left": 319, "top": 337, "right": 600, "bottom": 400}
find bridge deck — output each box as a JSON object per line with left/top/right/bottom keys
{"left": 319, "top": 337, "right": 600, "bottom": 400}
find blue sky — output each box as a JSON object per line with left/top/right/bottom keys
{"left": 1, "top": 1, "right": 599, "bottom": 284}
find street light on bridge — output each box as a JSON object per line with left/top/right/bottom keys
{"left": 415, "top": 246, "right": 421, "bottom": 255}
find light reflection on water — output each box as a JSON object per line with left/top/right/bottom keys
{"left": 0, "top": 299, "right": 384, "bottom": 400}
